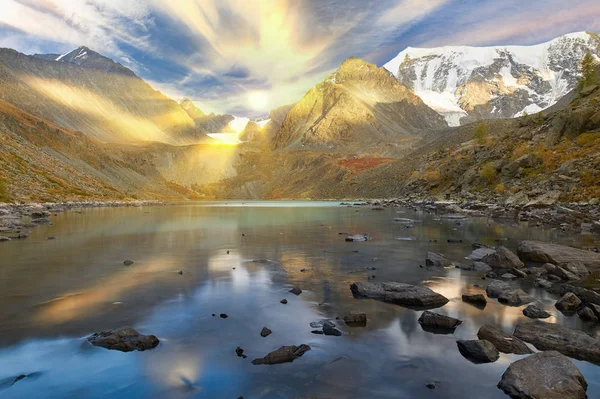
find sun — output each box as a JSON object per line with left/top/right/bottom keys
{"left": 248, "top": 91, "right": 269, "bottom": 111}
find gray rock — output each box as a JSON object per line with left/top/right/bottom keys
{"left": 548, "top": 284, "right": 600, "bottom": 306}
{"left": 251, "top": 344, "right": 311, "bottom": 365}
{"left": 462, "top": 293, "right": 487, "bottom": 306}
{"left": 0, "top": 236, "right": 11, "bottom": 242}
{"left": 350, "top": 282, "right": 448, "bottom": 309}
{"left": 517, "top": 241, "right": 600, "bottom": 269}
{"left": 514, "top": 320, "right": 600, "bottom": 364}
{"left": 456, "top": 339, "right": 499, "bottom": 364}
{"left": 426, "top": 252, "right": 452, "bottom": 267}
{"left": 498, "top": 289, "right": 534, "bottom": 306}
{"left": 87, "top": 327, "right": 159, "bottom": 352}
{"left": 545, "top": 263, "right": 579, "bottom": 281}
{"left": 323, "top": 321, "right": 342, "bottom": 336}
{"left": 534, "top": 278, "right": 552, "bottom": 289}
{"left": 289, "top": 287, "right": 302, "bottom": 295}
{"left": 523, "top": 304, "right": 551, "bottom": 319}
{"left": 466, "top": 247, "right": 496, "bottom": 261}
{"left": 345, "top": 234, "right": 369, "bottom": 242}
{"left": 471, "top": 261, "right": 492, "bottom": 272}
{"left": 477, "top": 324, "right": 532, "bottom": 354}
{"left": 343, "top": 313, "right": 367, "bottom": 327}
{"left": 481, "top": 246, "right": 524, "bottom": 269}
{"left": 498, "top": 351, "right": 587, "bottom": 399}
{"left": 486, "top": 280, "right": 511, "bottom": 298}
{"left": 577, "top": 306, "right": 598, "bottom": 322}
{"left": 260, "top": 327, "right": 272, "bottom": 337}
{"left": 555, "top": 293, "right": 582, "bottom": 312}
{"left": 501, "top": 273, "right": 518, "bottom": 279}
{"left": 418, "top": 311, "right": 462, "bottom": 333}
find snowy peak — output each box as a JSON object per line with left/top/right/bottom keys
{"left": 35, "top": 46, "right": 137, "bottom": 77}
{"left": 383, "top": 32, "right": 600, "bottom": 125}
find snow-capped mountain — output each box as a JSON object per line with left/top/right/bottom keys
{"left": 383, "top": 32, "right": 600, "bottom": 126}
{"left": 34, "top": 46, "right": 136, "bottom": 77}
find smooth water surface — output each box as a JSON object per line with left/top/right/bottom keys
{"left": 0, "top": 201, "right": 599, "bottom": 398}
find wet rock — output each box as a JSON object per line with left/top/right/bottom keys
{"left": 345, "top": 234, "right": 369, "bottom": 242}
{"left": 501, "top": 273, "right": 517, "bottom": 279}
{"left": 498, "top": 351, "right": 587, "bottom": 399}
{"left": 456, "top": 340, "right": 499, "bottom": 364}
{"left": 418, "top": 311, "right": 462, "bottom": 333}
{"left": 545, "top": 264, "right": 579, "bottom": 281}
{"left": 251, "top": 344, "right": 311, "bottom": 365}
{"left": 323, "top": 321, "right": 342, "bottom": 336}
{"left": 343, "top": 313, "right": 367, "bottom": 327}
{"left": 522, "top": 304, "right": 551, "bottom": 319}
{"left": 350, "top": 282, "right": 448, "bottom": 309}
{"left": 280, "top": 299, "right": 288, "bottom": 304}
{"left": 461, "top": 293, "right": 487, "bottom": 306}
{"left": 534, "top": 278, "right": 552, "bottom": 289}
{"left": 481, "top": 246, "right": 524, "bottom": 270}
{"left": 220, "top": 313, "right": 229, "bottom": 319}
{"left": 471, "top": 261, "right": 492, "bottom": 272}
{"left": 477, "top": 324, "right": 532, "bottom": 355}
{"left": 486, "top": 280, "right": 511, "bottom": 298}
{"left": 563, "top": 262, "right": 590, "bottom": 279}
{"left": 426, "top": 252, "right": 452, "bottom": 267}
{"left": 517, "top": 241, "right": 600, "bottom": 269}
{"left": 577, "top": 306, "right": 598, "bottom": 322}
{"left": 260, "top": 327, "right": 272, "bottom": 337}
{"left": 447, "top": 239, "right": 463, "bottom": 244}
{"left": 555, "top": 293, "right": 582, "bottom": 313}
{"left": 514, "top": 320, "right": 600, "bottom": 364}
{"left": 498, "top": 289, "right": 534, "bottom": 306}
{"left": 123, "top": 260, "right": 134, "bottom": 266}
{"left": 426, "top": 383, "right": 436, "bottom": 390}
{"left": 548, "top": 284, "right": 600, "bottom": 306}
{"left": 289, "top": 287, "right": 302, "bottom": 296}
{"left": 235, "top": 347, "right": 247, "bottom": 358}
{"left": 87, "top": 327, "right": 159, "bottom": 352}
{"left": 0, "top": 236, "right": 11, "bottom": 242}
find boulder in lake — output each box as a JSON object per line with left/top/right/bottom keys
{"left": 260, "top": 327, "right": 272, "bottom": 337}
{"left": 548, "top": 284, "right": 600, "bottom": 306}
{"left": 498, "top": 289, "right": 534, "bottom": 306}
{"left": 522, "top": 304, "right": 551, "bottom": 319}
{"left": 426, "top": 251, "right": 453, "bottom": 267}
{"left": 456, "top": 340, "right": 499, "bottom": 364}
{"left": 517, "top": 241, "right": 600, "bottom": 269}
{"left": 577, "top": 306, "right": 599, "bottom": 322}
{"left": 477, "top": 324, "right": 532, "bottom": 354}
{"left": 87, "top": 327, "right": 159, "bottom": 352}
{"left": 498, "top": 351, "right": 587, "bottom": 399}
{"left": 289, "top": 287, "right": 302, "bottom": 296}
{"left": 461, "top": 293, "right": 487, "bottom": 307}
{"left": 466, "top": 247, "right": 496, "bottom": 261}
{"left": 251, "top": 344, "right": 311, "bottom": 365}
{"left": 555, "top": 293, "right": 582, "bottom": 313}
{"left": 481, "top": 246, "right": 524, "bottom": 269}
{"left": 486, "top": 280, "right": 511, "bottom": 298}
{"left": 343, "top": 313, "right": 367, "bottom": 327}
{"left": 350, "top": 282, "right": 449, "bottom": 309}
{"left": 418, "top": 311, "right": 462, "bottom": 333}
{"left": 514, "top": 320, "right": 600, "bottom": 364}
{"left": 323, "top": 321, "right": 342, "bottom": 336}
{"left": 471, "top": 261, "right": 492, "bottom": 272}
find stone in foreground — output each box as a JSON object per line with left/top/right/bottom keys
{"left": 522, "top": 304, "right": 551, "bottom": 319}
{"left": 555, "top": 292, "right": 582, "bottom": 313}
{"left": 497, "top": 289, "right": 534, "bottom": 306}
{"left": 486, "top": 280, "right": 511, "bottom": 298}
{"left": 477, "top": 324, "right": 532, "bottom": 355}
{"left": 514, "top": 320, "right": 600, "bottom": 364}
{"left": 418, "top": 311, "right": 462, "bottom": 333}
{"left": 517, "top": 241, "right": 600, "bottom": 269}
{"left": 462, "top": 293, "right": 487, "bottom": 307}
{"left": 481, "top": 246, "right": 524, "bottom": 269}
{"left": 350, "top": 282, "right": 448, "bottom": 309}
{"left": 251, "top": 344, "right": 311, "bottom": 365}
{"left": 456, "top": 339, "right": 499, "bottom": 364}
{"left": 87, "top": 327, "right": 159, "bottom": 352}
{"left": 498, "top": 351, "right": 587, "bottom": 399}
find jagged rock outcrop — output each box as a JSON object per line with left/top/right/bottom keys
{"left": 178, "top": 97, "right": 235, "bottom": 133}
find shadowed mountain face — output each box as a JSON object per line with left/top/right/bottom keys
{"left": 385, "top": 32, "right": 600, "bottom": 126}
{"left": 272, "top": 57, "right": 447, "bottom": 154}
{"left": 0, "top": 48, "right": 206, "bottom": 145}
{"left": 178, "top": 98, "right": 235, "bottom": 133}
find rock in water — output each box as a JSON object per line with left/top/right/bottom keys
{"left": 555, "top": 292, "right": 582, "bottom": 313}
{"left": 477, "top": 325, "right": 532, "bottom": 355}
{"left": 343, "top": 313, "right": 367, "bottom": 327}
{"left": 418, "top": 311, "right": 462, "bottom": 333}
{"left": 345, "top": 234, "right": 369, "bottom": 242}
{"left": 522, "top": 304, "right": 551, "bottom": 319}
{"left": 123, "top": 260, "right": 134, "bottom": 266}
{"left": 498, "top": 351, "right": 587, "bottom": 399}
{"left": 514, "top": 320, "right": 600, "bottom": 364}
{"left": 323, "top": 321, "right": 342, "bottom": 336}
{"left": 486, "top": 280, "right": 511, "bottom": 298}
{"left": 87, "top": 327, "right": 159, "bottom": 352}
{"left": 350, "top": 282, "right": 448, "bottom": 309}
{"left": 289, "top": 287, "right": 302, "bottom": 295}
{"left": 497, "top": 289, "right": 534, "bottom": 306}
{"left": 517, "top": 241, "right": 600, "bottom": 269}
{"left": 461, "top": 293, "right": 487, "bottom": 307}
{"left": 456, "top": 340, "right": 499, "bottom": 363}
{"left": 260, "top": 327, "right": 272, "bottom": 337}
{"left": 481, "top": 246, "right": 524, "bottom": 269}
{"left": 251, "top": 344, "right": 311, "bottom": 365}
{"left": 426, "top": 252, "right": 452, "bottom": 267}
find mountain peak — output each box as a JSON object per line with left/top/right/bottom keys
{"left": 50, "top": 46, "right": 137, "bottom": 77}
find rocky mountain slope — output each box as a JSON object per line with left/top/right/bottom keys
{"left": 384, "top": 32, "right": 600, "bottom": 126}
{"left": 178, "top": 97, "right": 235, "bottom": 133}
{"left": 272, "top": 57, "right": 447, "bottom": 154}
{"left": 0, "top": 47, "right": 205, "bottom": 144}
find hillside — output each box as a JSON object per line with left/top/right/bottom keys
{"left": 178, "top": 97, "right": 235, "bottom": 133}
{"left": 0, "top": 47, "right": 206, "bottom": 145}
{"left": 272, "top": 57, "right": 447, "bottom": 154}
{"left": 384, "top": 32, "right": 600, "bottom": 126}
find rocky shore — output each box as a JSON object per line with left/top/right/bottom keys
{"left": 0, "top": 200, "right": 166, "bottom": 241}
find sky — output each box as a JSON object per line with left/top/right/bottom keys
{"left": 1, "top": 0, "right": 599, "bottom": 117}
